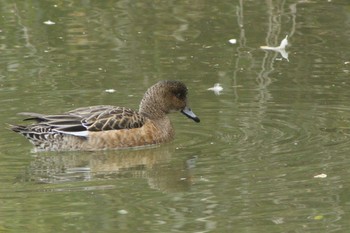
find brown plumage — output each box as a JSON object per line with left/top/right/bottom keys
{"left": 10, "top": 80, "right": 200, "bottom": 151}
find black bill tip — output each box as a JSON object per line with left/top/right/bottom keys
{"left": 181, "top": 107, "right": 200, "bottom": 123}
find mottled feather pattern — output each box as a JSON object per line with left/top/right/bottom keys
{"left": 83, "top": 107, "right": 145, "bottom": 131}
{"left": 11, "top": 123, "right": 66, "bottom": 149}
{"left": 10, "top": 80, "right": 200, "bottom": 151}
{"left": 16, "top": 106, "right": 145, "bottom": 135}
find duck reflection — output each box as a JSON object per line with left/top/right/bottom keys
{"left": 22, "top": 145, "right": 197, "bottom": 193}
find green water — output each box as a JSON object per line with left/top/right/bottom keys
{"left": 1, "top": 0, "right": 350, "bottom": 232}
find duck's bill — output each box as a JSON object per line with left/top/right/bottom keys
{"left": 181, "top": 107, "right": 200, "bottom": 123}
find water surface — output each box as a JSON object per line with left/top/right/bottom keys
{"left": 1, "top": 1, "right": 350, "bottom": 232}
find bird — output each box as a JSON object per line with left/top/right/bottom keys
{"left": 10, "top": 80, "right": 200, "bottom": 152}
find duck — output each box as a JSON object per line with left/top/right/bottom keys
{"left": 10, "top": 80, "right": 200, "bottom": 151}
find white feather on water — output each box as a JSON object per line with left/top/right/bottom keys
{"left": 260, "top": 35, "right": 289, "bottom": 61}
{"left": 207, "top": 83, "right": 223, "bottom": 95}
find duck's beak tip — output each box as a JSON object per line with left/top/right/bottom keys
{"left": 181, "top": 107, "right": 200, "bottom": 123}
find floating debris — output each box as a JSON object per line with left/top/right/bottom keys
{"left": 313, "top": 173, "right": 327, "bottom": 178}
{"left": 105, "top": 89, "right": 116, "bottom": 93}
{"left": 43, "top": 20, "right": 56, "bottom": 25}
{"left": 200, "top": 176, "right": 210, "bottom": 182}
{"left": 260, "top": 35, "right": 288, "bottom": 50}
{"left": 313, "top": 215, "right": 324, "bottom": 220}
{"left": 228, "top": 39, "right": 237, "bottom": 44}
{"left": 207, "top": 83, "right": 223, "bottom": 95}
{"left": 271, "top": 217, "right": 284, "bottom": 224}
{"left": 260, "top": 35, "right": 289, "bottom": 61}
{"left": 118, "top": 209, "right": 128, "bottom": 215}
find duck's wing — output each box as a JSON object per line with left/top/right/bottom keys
{"left": 79, "top": 106, "right": 146, "bottom": 131}
{"left": 15, "top": 105, "right": 146, "bottom": 137}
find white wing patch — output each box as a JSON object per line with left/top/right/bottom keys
{"left": 54, "top": 129, "right": 89, "bottom": 137}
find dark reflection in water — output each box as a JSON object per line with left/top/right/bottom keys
{"left": 19, "top": 146, "right": 197, "bottom": 193}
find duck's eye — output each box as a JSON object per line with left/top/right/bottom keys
{"left": 173, "top": 89, "right": 187, "bottom": 100}
{"left": 175, "top": 92, "right": 184, "bottom": 99}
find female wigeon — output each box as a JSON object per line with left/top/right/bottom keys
{"left": 10, "top": 80, "right": 200, "bottom": 151}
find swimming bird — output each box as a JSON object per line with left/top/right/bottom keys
{"left": 10, "top": 80, "right": 200, "bottom": 151}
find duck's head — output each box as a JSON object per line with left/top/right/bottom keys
{"left": 139, "top": 80, "right": 200, "bottom": 123}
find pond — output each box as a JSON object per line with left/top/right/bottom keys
{"left": 1, "top": 0, "right": 350, "bottom": 232}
